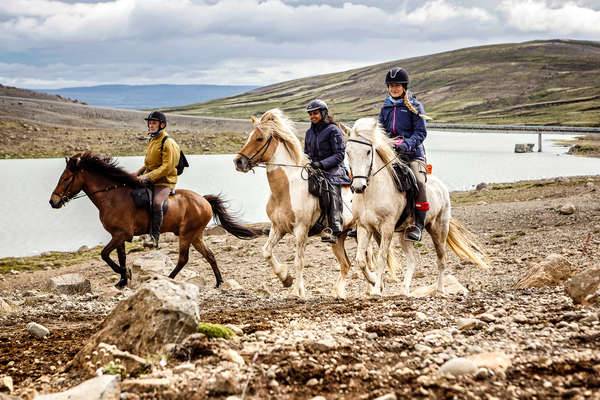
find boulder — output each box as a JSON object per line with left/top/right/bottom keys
{"left": 47, "top": 274, "right": 91, "bottom": 295}
{"left": 475, "top": 182, "right": 488, "bottom": 191}
{"left": 0, "top": 299, "right": 13, "bottom": 314}
{"left": 131, "top": 250, "right": 197, "bottom": 284}
{"left": 514, "top": 143, "right": 534, "bottom": 153}
{"left": 558, "top": 204, "right": 576, "bottom": 215}
{"left": 467, "top": 351, "right": 512, "bottom": 371}
{"left": 0, "top": 376, "right": 13, "bottom": 394}
{"left": 513, "top": 254, "right": 580, "bottom": 289}
{"left": 71, "top": 276, "right": 200, "bottom": 374}
{"left": 27, "top": 322, "right": 49, "bottom": 338}
{"left": 91, "top": 343, "right": 151, "bottom": 378}
{"left": 564, "top": 267, "right": 600, "bottom": 305}
{"left": 438, "top": 358, "right": 478, "bottom": 376}
{"left": 410, "top": 274, "right": 468, "bottom": 297}
{"left": 33, "top": 375, "right": 120, "bottom": 400}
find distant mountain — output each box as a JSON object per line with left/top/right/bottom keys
{"left": 32, "top": 84, "right": 258, "bottom": 110}
{"left": 165, "top": 40, "right": 600, "bottom": 127}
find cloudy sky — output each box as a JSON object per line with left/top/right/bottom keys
{"left": 1, "top": 0, "right": 599, "bottom": 89}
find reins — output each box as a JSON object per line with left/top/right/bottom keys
{"left": 347, "top": 137, "right": 399, "bottom": 185}
{"left": 53, "top": 171, "right": 128, "bottom": 206}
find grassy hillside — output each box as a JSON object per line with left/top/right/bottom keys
{"left": 163, "top": 40, "right": 600, "bottom": 126}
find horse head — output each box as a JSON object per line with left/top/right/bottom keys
{"left": 49, "top": 153, "right": 87, "bottom": 208}
{"left": 347, "top": 118, "right": 379, "bottom": 193}
{"left": 234, "top": 109, "right": 303, "bottom": 172}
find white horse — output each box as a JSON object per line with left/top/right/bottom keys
{"left": 346, "top": 118, "right": 490, "bottom": 296}
{"left": 233, "top": 109, "right": 395, "bottom": 297}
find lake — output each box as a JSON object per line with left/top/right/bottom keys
{"left": 1, "top": 131, "right": 598, "bottom": 258}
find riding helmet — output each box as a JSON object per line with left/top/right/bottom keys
{"left": 385, "top": 67, "right": 409, "bottom": 89}
{"left": 144, "top": 110, "right": 167, "bottom": 126}
{"left": 306, "top": 99, "right": 328, "bottom": 119}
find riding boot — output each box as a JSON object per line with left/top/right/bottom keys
{"left": 144, "top": 208, "right": 163, "bottom": 248}
{"left": 406, "top": 203, "right": 428, "bottom": 242}
{"left": 322, "top": 185, "right": 343, "bottom": 244}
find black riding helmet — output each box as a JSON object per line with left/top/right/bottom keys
{"left": 306, "top": 99, "right": 328, "bottom": 119}
{"left": 385, "top": 67, "right": 409, "bottom": 90}
{"left": 145, "top": 111, "right": 167, "bottom": 126}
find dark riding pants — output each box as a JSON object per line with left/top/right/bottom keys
{"left": 408, "top": 160, "right": 428, "bottom": 204}
{"left": 328, "top": 184, "right": 344, "bottom": 235}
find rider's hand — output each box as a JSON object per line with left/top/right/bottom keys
{"left": 310, "top": 161, "right": 323, "bottom": 169}
{"left": 137, "top": 174, "right": 150, "bottom": 183}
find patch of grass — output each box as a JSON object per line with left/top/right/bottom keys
{"left": 197, "top": 322, "right": 235, "bottom": 339}
{"left": 509, "top": 231, "right": 527, "bottom": 241}
{"left": 103, "top": 362, "right": 126, "bottom": 380}
{"left": 491, "top": 233, "right": 505, "bottom": 238}
{"left": 0, "top": 241, "right": 143, "bottom": 274}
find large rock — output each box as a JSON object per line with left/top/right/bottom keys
{"left": 514, "top": 143, "right": 534, "bottom": 153}
{"left": 0, "top": 298, "right": 13, "bottom": 314}
{"left": 71, "top": 276, "right": 200, "bottom": 373}
{"left": 34, "top": 375, "right": 120, "bottom": 400}
{"left": 47, "top": 274, "right": 91, "bottom": 295}
{"left": 27, "top": 322, "right": 49, "bottom": 338}
{"left": 513, "top": 254, "right": 580, "bottom": 289}
{"left": 131, "top": 251, "right": 197, "bottom": 284}
{"left": 565, "top": 267, "right": 600, "bottom": 305}
{"left": 0, "top": 376, "right": 13, "bottom": 394}
{"left": 410, "top": 274, "right": 468, "bottom": 297}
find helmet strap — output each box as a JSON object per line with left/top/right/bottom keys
{"left": 148, "top": 123, "right": 164, "bottom": 137}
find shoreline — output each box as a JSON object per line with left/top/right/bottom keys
{"left": 2, "top": 174, "right": 598, "bottom": 270}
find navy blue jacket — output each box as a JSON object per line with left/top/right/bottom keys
{"left": 378, "top": 93, "right": 427, "bottom": 160}
{"left": 304, "top": 121, "right": 351, "bottom": 185}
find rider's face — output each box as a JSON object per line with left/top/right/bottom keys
{"left": 147, "top": 120, "right": 161, "bottom": 133}
{"left": 388, "top": 83, "right": 404, "bottom": 98}
{"left": 308, "top": 110, "right": 323, "bottom": 124}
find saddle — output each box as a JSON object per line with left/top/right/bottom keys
{"left": 391, "top": 162, "right": 419, "bottom": 230}
{"left": 131, "top": 185, "right": 172, "bottom": 214}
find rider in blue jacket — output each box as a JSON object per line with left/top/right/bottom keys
{"left": 304, "top": 99, "right": 351, "bottom": 244}
{"left": 379, "top": 67, "right": 431, "bottom": 242}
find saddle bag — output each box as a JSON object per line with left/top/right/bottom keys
{"left": 131, "top": 187, "right": 152, "bottom": 209}
{"left": 307, "top": 169, "right": 331, "bottom": 212}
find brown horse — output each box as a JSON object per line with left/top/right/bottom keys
{"left": 49, "top": 152, "right": 259, "bottom": 288}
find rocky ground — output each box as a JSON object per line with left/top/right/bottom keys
{"left": 0, "top": 176, "right": 599, "bottom": 399}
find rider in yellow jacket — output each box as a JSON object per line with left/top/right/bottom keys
{"left": 137, "top": 111, "right": 180, "bottom": 247}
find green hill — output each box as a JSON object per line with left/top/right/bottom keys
{"left": 163, "top": 40, "right": 600, "bottom": 127}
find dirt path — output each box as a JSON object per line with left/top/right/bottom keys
{"left": 1, "top": 176, "right": 599, "bottom": 399}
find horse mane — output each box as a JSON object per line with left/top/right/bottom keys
{"left": 351, "top": 118, "right": 401, "bottom": 176}
{"left": 67, "top": 151, "right": 142, "bottom": 187}
{"left": 259, "top": 109, "right": 307, "bottom": 165}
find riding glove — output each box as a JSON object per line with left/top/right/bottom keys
{"left": 310, "top": 161, "right": 323, "bottom": 169}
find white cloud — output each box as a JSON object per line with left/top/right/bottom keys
{"left": 499, "top": 0, "right": 600, "bottom": 35}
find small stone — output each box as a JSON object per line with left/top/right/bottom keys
{"left": 47, "top": 273, "right": 92, "bottom": 295}
{"left": 306, "top": 378, "right": 319, "bottom": 386}
{"left": 225, "top": 324, "right": 244, "bottom": 336}
{"left": 438, "top": 358, "right": 478, "bottom": 376}
{"left": 367, "top": 332, "right": 378, "bottom": 340}
{"left": 374, "top": 393, "right": 397, "bottom": 400}
{"left": 77, "top": 245, "right": 90, "bottom": 252}
{"left": 268, "top": 379, "right": 279, "bottom": 388}
{"left": 27, "top": 322, "right": 49, "bottom": 338}
{"left": 35, "top": 375, "right": 119, "bottom": 399}
{"left": 414, "top": 312, "right": 427, "bottom": 320}
{"left": 0, "top": 376, "right": 14, "bottom": 393}
{"left": 222, "top": 349, "right": 245, "bottom": 365}
{"left": 414, "top": 344, "right": 432, "bottom": 353}
{"left": 0, "top": 298, "right": 13, "bottom": 313}
{"left": 478, "top": 313, "right": 496, "bottom": 322}
{"left": 457, "top": 318, "right": 483, "bottom": 330}
{"left": 558, "top": 204, "right": 575, "bottom": 215}
{"left": 222, "top": 279, "right": 243, "bottom": 290}
{"left": 564, "top": 267, "right": 600, "bottom": 305}
{"left": 173, "top": 363, "right": 195, "bottom": 374}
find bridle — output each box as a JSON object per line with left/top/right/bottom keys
{"left": 347, "top": 137, "right": 399, "bottom": 188}
{"left": 237, "top": 129, "right": 275, "bottom": 170}
{"left": 52, "top": 168, "right": 127, "bottom": 206}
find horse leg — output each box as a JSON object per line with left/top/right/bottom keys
{"left": 356, "top": 225, "right": 378, "bottom": 296}
{"left": 116, "top": 243, "right": 131, "bottom": 283}
{"left": 262, "top": 226, "right": 292, "bottom": 287}
{"left": 399, "top": 238, "right": 418, "bottom": 296}
{"left": 101, "top": 236, "right": 128, "bottom": 288}
{"left": 168, "top": 235, "right": 192, "bottom": 280}
{"left": 331, "top": 235, "right": 351, "bottom": 299}
{"left": 291, "top": 227, "right": 308, "bottom": 298}
{"left": 191, "top": 236, "right": 223, "bottom": 288}
{"left": 373, "top": 225, "right": 394, "bottom": 296}
{"left": 428, "top": 216, "right": 449, "bottom": 296}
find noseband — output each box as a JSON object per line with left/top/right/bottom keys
{"left": 237, "top": 134, "right": 274, "bottom": 169}
{"left": 52, "top": 169, "right": 80, "bottom": 205}
{"left": 348, "top": 138, "right": 374, "bottom": 186}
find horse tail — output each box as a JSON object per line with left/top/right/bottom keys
{"left": 446, "top": 218, "right": 491, "bottom": 269}
{"left": 204, "top": 194, "right": 261, "bottom": 239}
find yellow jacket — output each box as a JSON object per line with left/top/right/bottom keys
{"left": 137, "top": 131, "right": 180, "bottom": 188}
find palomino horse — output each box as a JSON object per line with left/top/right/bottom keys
{"left": 346, "top": 118, "right": 490, "bottom": 296}
{"left": 50, "top": 152, "right": 259, "bottom": 288}
{"left": 233, "top": 109, "right": 377, "bottom": 298}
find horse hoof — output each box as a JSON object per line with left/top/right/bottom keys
{"left": 282, "top": 275, "right": 294, "bottom": 288}
{"left": 115, "top": 280, "right": 128, "bottom": 289}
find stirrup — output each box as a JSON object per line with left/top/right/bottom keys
{"left": 321, "top": 228, "right": 338, "bottom": 244}
{"left": 403, "top": 225, "right": 422, "bottom": 242}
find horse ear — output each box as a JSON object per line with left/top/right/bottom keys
{"left": 251, "top": 115, "right": 258, "bottom": 125}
